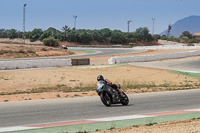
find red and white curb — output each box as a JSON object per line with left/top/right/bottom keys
{"left": 1, "top": 108, "right": 200, "bottom": 132}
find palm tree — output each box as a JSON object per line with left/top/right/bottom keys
{"left": 62, "top": 25, "right": 70, "bottom": 40}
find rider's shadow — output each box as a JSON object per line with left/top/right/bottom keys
{"left": 99, "top": 103, "right": 134, "bottom": 108}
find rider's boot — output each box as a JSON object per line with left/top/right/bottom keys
{"left": 120, "top": 92, "right": 126, "bottom": 98}
{"left": 116, "top": 87, "right": 126, "bottom": 98}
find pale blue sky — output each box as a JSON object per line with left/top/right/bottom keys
{"left": 0, "top": 0, "right": 200, "bottom": 34}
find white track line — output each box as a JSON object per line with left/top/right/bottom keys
{"left": 184, "top": 108, "right": 200, "bottom": 111}
{"left": 178, "top": 70, "right": 200, "bottom": 73}
{"left": 0, "top": 126, "right": 41, "bottom": 132}
{"left": 88, "top": 115, "right": 155, "bottom": 121}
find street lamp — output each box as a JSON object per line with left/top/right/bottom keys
{"left": 73, "top": 15, "right": 77, "bottom": 30}
{"left": 23, "top": 4, "right": 27, "bottom": 44}
{"left": 152, "top": 18, "right": 155, "bottom": 35}
{"left": 127, "top": 20, "right": 132, "bottom": 33}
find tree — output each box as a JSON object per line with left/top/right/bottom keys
{"left": 101, "top": 28, "right": 112, "bottom": 41}
{"left": 77, "top": 32, "right": 92, "bottom": 44}
{"left": 39, "top": 27, "right": 62, "bottom": 41}
{"left": 61, "top": 25, "right": 70, "bottom": 40}
{"left": 160, "top": 35, "right": 168, "bottom": 40}
{"left": 0, "top": 29, "right": 6, "bottom": 38}
{"left": 91, "top": 30, "right": 104, "bottom": 43}
{"left": 110, "top": 30, "right": 126, "bottom": 44}
{"left": 135, "top": 27, "right": 153, "bottom": 41}
{"left": 182, "top": 31, "right": 192, "bottom": 39}
{"left": 8, "top": 29, "right": 17, "bottom": 39}
{"left": 153, "top": 35, "right": 161, "bottom": 41}
{"left": 43, "top": 36, "right": 59, "bottom": 47}
{"left": 29, "top": 29, "right": 43, "bottom": 42}
{"left": 67, "top": 28, "right": 78, "bottom": 42}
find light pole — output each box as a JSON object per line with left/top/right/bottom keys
{"left": 167, "top": 24, "right": 172, "bottom": 38}
{"left": 152, "top": 18, "right": 155, "bottom": 35}
{"left": 127, "top": 20, "right": 132, "bottom": 33}
{"left": 23, "top": 4, "right": 27, "bottom": 44}
{"left": 73, "top": 15, "right": 77, "bottom": 30}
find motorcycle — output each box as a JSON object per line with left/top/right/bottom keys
{"left": 96, "top": 80, "right": 129, "bottom": 107}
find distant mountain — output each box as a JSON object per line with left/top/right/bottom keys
{"left": 160, "top": 15, "right": 200, "bottom": 37}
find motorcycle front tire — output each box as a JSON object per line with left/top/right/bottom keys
{"left": 100, "top": 92, "right": 111, "bottom": 107}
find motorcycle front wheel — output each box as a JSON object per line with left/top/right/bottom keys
{"left": 100, "top": 92, "right": 111, "bottom": 107}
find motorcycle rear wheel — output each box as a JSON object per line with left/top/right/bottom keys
{"left": 121, "top": 92, "right": 129, "bottom": 105}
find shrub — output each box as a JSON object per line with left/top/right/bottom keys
{"left": 43, "top": 36, "right": 59, "bottom": 47}
{"left": 188, "top": 39, "right": 199, "bottom": 43}
{"left": 41, "top": 48, "right": 47, "bottom": 51}
{"left": 18, "top": 49, "right": 26, "bottom": 53}
{"left": 27, "top": 49, "right": 35, "bottom": 53}
{"left": 129, "top": 43, "right": 136, "bottom": 47}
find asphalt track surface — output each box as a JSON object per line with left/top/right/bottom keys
{"left": 1, "top": 89, "right": 200, "bottom": 127}
{"left": 130, "top": 59, "right": 200, "bottom": 72}
{"left": 0, "top": 48, "right": 145, "bottom": 61}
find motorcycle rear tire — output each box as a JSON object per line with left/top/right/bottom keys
{"left": 121, "top": 92, "right": 129, "bottom": 105}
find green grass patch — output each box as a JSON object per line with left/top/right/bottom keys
{"left": 169, "top": 70, "right": 200, "bottom": 79}
{"left": 70, "top": 50, "right": 96, "bottom": 54}
{"left": 70, "top": 63, "right": 129, "bottom": 68}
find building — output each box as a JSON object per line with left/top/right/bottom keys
{"left": 193, "top": 33, "right": 200, "bottom": 40}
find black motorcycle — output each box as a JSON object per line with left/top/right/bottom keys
{"left": 96, "top": 80, "right": 129, "bottom": 107}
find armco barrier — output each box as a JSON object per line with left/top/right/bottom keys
{"left": 108, "top": 50, "right": 200, "bottom": 64}
{"left": 0, "top": 59, "right": 72, "bottom": 70}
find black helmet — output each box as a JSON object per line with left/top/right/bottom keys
{"left": 97, "top": 75, "right": 104, "bottom": 81}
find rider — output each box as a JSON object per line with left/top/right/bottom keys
{"left": 97, "top": 75, "right": 125, "bottom": 97}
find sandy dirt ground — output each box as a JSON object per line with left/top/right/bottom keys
{"left": 1, "top": 61, "right": 200, "bottom": 102}
{"left": 90, "top": 119, "right": 200, "bottom": 133}
{"left": 1, "top": 43, "right": 200, "bottom": 132}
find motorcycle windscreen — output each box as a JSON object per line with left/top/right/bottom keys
{"left": 96, "top": 81, "right": 104, "bottom": 93}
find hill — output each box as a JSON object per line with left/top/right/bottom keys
{"left": 160, "top": 15, "right": 200, "bottom": 37}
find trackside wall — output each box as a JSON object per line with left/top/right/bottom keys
{"left": 108, "top": 50, "right": 200, "bottom": 64}
{"left": 0, "top": 59, "right": 72, "bottom": 70}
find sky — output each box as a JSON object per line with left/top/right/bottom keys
{"left": 0, "top": 0, "right": 200, "bottom": 34}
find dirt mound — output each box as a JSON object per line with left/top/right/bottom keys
{"left": 60, "top": 41, "right": 163, "bottom": 46}
{"left": 0, "top": 43, "right": 75, "bottom": 59}
{"left": 135, "top": 41, "right": 162, "bottom": 46}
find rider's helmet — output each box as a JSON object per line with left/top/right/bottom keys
{"left": 97, "top": 75, "right": 104, "bottom": 81}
